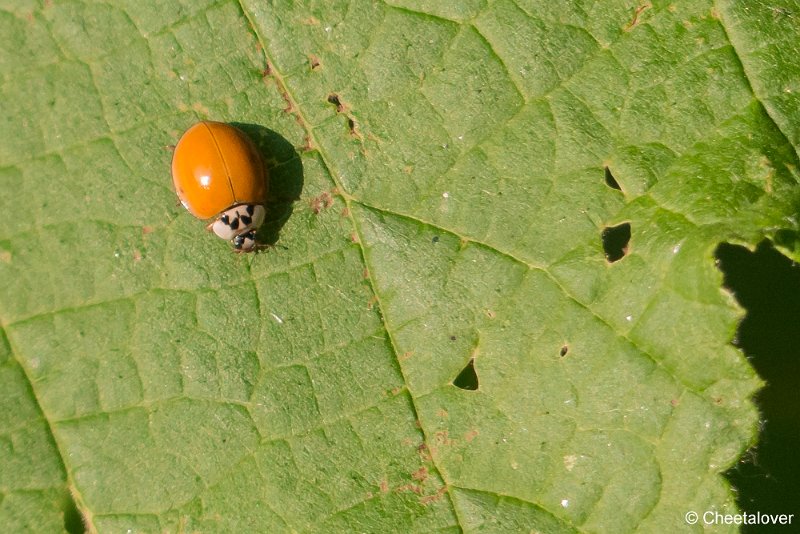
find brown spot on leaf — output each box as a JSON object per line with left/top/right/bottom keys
{"left": 367, "top": 295, "right": 378, "bottom": 310}
{"left": 310, "top": 191, "right": 333, "bottom": 214}
{"left": 411, "top": 467, "right": 429, "bottom": 482}
{"left": 417, "top": 443, "right": 432, "bottom": 462}
{"left": 309, "top": 54, "right": 321, "bottom": 70}
{"left": 326, "top": 94, "right": 363, "bottom": 139}
{"left": 191, "top": 102, "right": 209, "bottom": 115}
{"left": 300, "top": 136, "right": 315, "bottom": 152}
{"left": 419, "top": 486, "right": 447, "bottom": 505}
{"left": 624, "top": 3, "right": 651, "bottom": 31}
{"left": 434, "top": 430, "right": 454, "bottom": 447}
{"left": 464, "top": 429, "right": 479, "bottom": 442}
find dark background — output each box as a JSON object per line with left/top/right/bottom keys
{"left": 718, "top": 241, "right": 800, "bottom": 532}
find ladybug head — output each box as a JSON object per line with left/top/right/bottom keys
{"left": 232, "top": 230, "right": 258, "bottom": 252}
{"left": 210, "top": 204, "right": 266, "bottom": 251}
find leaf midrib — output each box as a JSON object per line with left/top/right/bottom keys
{"left": 1, "top": 323, "right": 91, "bottom": 533}
{"left": 233, "top": 0, "right": 468, "bottom": 528}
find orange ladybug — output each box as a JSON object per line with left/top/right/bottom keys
{"left": 172, "top": 121, "right": 268, "bottom": 252}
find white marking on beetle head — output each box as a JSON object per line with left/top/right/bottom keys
{"left": 211, "top": 204, "right": 266, "bottom": 241}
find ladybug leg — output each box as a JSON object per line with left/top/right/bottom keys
{"left": 252, "top": 242, "right": 276, "bottom": 253}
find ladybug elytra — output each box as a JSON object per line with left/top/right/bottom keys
{"left": 171, "top": 121, "right": 268, "bottom": 252}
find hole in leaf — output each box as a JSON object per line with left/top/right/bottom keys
{"left": 453, "top": 358, "right": 479, "bottom": 391}
{"left": 327, "top": 93, "right": 344, "bottom": 112}
{"left": 717, "top": 240, "right": 800, "bottom": 525}
{"left": 604, "top": 167, "right": 621, "bottom": 190}
{"left": 61, "top": 492, "right": 83, "bottom": 534}
{"left": 560, "top": 345, "right": 569, "bottom": 357}
{"left": 347, "top": 117, "right": 356, "bottom": 133}
{"left": 601, "top": 223, "right": 631, "bottom": 262}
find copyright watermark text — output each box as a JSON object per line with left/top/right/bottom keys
{"left": 685, "top": 510, "right": 794, "bottom": 526}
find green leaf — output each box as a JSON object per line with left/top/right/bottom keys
{"left": 2, "top": 1, "right": 798, "bottom": 531}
